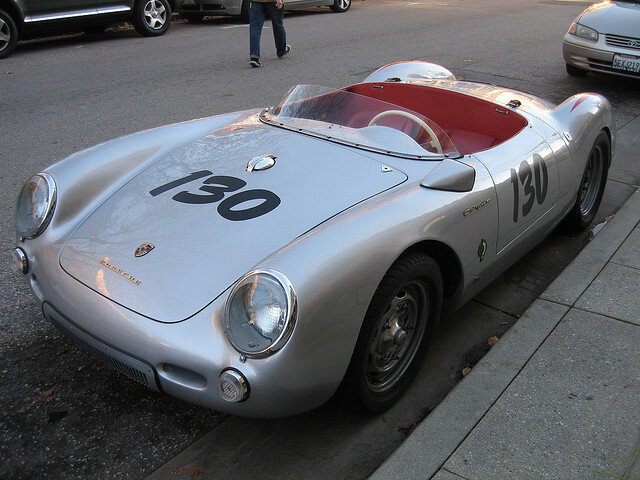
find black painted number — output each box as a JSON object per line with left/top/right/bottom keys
{"left": 150, "top": 172, "right": 280, "bottom": 221}
{"left": 510, "top": 154, "right": 548, "bottom": 223}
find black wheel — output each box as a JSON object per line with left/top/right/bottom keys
{"left": 339, "top": 252, "right": 443, "bottom": 413}
{"left": 566, "top": 63, "right": 587, "bottom": 77}
{"left": 0, "top": 9, "right": 18, "bottom": 59}
{"left": 239, "top": 0, "right": 250, "bottom": 23}
{"left": 330, "top": 0, "right": 351, "bottom": 12}
{"left": 565, "top": 131, "right": 610, "bottom": 231}
{"left": 182, "top": 12, "right": 205, "bottom": 23}
{"left": 132, "top": 0, "right": 171, "bottom": 36}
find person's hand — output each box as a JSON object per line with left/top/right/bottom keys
{"left": 276, "top": 0, "right": 283, "bottom": 8}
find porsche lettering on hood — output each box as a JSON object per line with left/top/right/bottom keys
{"left": 60, "top": 124, "right": 408, "bottom": 323}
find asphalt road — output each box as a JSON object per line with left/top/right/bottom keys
{"left": 1, "top": 0, "right": 639, "bottom": 479}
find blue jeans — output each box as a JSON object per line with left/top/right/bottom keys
{"left": 249, "top": 2, "right": 287, "bottom": 59}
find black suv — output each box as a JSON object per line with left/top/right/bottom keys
{"left": 0, "top": 0, "right": 183, "bottom": 58}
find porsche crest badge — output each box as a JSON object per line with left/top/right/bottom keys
{"left": 135, "top": 242, "right": 155, "bottom": 257}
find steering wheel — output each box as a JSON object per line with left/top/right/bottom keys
{"left": 368, "top": 110, "right": 443, "bottom": 154}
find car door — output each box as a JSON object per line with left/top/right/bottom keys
{"left": 24, "top": 0, "right": 97, "bottom": 18}
{"left": 472, "top": 127, "right": 560, "bottom": 253}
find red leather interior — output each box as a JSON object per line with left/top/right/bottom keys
{"left": 345, "top": 83, "right": 527, "bottom": 155}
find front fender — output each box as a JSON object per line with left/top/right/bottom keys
{"left": 36, "top": 111, "right": 252, "bottom": 243}
{"left": 251, "top": 168, "right": 497, "bottom": 403}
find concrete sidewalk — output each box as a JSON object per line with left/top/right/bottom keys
{"left": 370, "top": 186, "right": 640, "bottom": 477}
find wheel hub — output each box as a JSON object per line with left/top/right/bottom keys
{"left": 144, "top": 1, "right": 166, "bottom": 29}
{"left": 366, "top": 281, "right": 429, "bottom": 393}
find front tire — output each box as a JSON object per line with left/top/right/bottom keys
{"left": 565, "top": 131, "right": 610, "bottom": 231}
{"left": 0, "top": 9, "right": 18, "bottom": 59}
{"left": 132, "top": 0, "right": 171, "bottom": 37}
{"left": 339, "top": 252, "right": 443, "bottom": 413}
{"left": 330, "top": 0, "right": 351, "bottom": 13}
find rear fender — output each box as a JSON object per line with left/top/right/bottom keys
{"left": 550, "top": 94, "right": 615, "bottom": 192}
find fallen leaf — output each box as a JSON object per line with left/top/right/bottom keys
{"left": 488, "top": 336, "right": 499, "bottom": 347}
{"left": 178, "top": 463, "right": 203, "bottom": 479}
{"left": 39, "top": 388, "right": 58, "bottom": 402}
{"left": 463, "top": 59, "right": 471, "bottom": 63}
{"left": 5, "top": 71, "right": 12, "bottom": 74}
{"left": 462, "top": 367, "right": 472, "bottom": 376}
{"left": 500, "top": 321, "right": 508, "bottom": 325}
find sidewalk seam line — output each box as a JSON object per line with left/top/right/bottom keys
{"left": 428, "top": 304, "right": 573, "bottom": 479}
{"left": 608, "top": 260, "right": 640, "bottom": 272}
{"left": 441, "top": 467, "right": 473, "bottom": 480}
{"left": 470, "top": 299, "right": 519, "bottom": 318}
{"left": 569, "top": 306, "right": 640, "bottom": 328}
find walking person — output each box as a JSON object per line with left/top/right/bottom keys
{"left": 249, "top": 0, "right": 290, "bottom": 67}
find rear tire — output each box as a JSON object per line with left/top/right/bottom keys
{"left": 132, "top": 0, "right": 171, "bottom": 36}
{"left": 338, "top": 252, "right": 443, "bottom": 413}
{"left": 565, "top": 131, "right": 610, "bottom": 231}
{"left": 0, "top": 9, "right": 18, "bottom": 59}
{"left": 330, "top": 0, "right": 351, "bottom": 12}
{"left": 566, "top": 63, "right": 587, "bottom": 77}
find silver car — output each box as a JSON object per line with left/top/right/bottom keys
{"left": 12, "top": 62, "right": 614, "bottom": 418}
{"left": 179, "top": 0, "right": 350, "bottom": 22}
{"left": 563, "top": 0, "right": 640, "bottom": 78}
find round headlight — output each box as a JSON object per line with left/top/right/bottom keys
{"left": 16, "top": 173, "right": 56, "bottom": 239}
{"left": 225, "top": 269, "right": 297, "bottom": 357}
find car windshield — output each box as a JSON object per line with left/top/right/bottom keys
{"left": 260, "top": 85, "right": 460, "bottom": 159}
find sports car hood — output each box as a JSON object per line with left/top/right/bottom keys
{"left": 578, "top": 1, "right": 640, "bottom": 37}
{"left": 60, "top": 121, "right": 407, "bottom": 323}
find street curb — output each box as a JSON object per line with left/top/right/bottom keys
{"left": 369, "top": 190, "right": 640, "bottom": 480}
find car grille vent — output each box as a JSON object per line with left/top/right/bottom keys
{"left": 605, "top": 34, "right": 640, "bottom": 52}
{"left": 83, "top": 342, "right": 151, "bottom": 387}
{"left": 43, "top": 302, "right": 159, "bottom": 391}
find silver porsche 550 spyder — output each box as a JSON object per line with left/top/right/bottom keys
{"left": 12, "top": 62, "right": 614, "bottom": 418}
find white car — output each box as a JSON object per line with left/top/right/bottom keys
{"left": 563, "top": 0, "right": 640, "bottom": 78}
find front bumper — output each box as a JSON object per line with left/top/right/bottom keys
{"left": 563, "top": 36, "right": 640, "bottom": 79}
{"left": 17, "top": 242, "right": 338, "bottom": 418}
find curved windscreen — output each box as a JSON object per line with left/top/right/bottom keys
{"left": 261, "top": 85, "right": 459, "bottom": 159}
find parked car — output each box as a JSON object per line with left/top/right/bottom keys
{"left": 0, "top": 0, "right": 183, "bottom": 59}
{"left": 179, "top": 0, "right": 350, "bottom": 23}
{"left": 12, "top": 62, "right": 613, "bottom": 417}
{"left": 563, "top": 0, "right": 640, "bottom": 78}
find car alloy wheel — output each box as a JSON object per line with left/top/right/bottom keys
{"left": 133, "top": 0, "right": 171, "bottom": 36}
{"left": 143, "top": 0, "right": 167, "bottom": 30}
{"left": 0, "top": 9, "right": 18, "bottom": 59}
{"left": 330, "top": 0, "right": 351, "bottom": 13}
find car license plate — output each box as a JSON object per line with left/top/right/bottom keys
{"left": 612, "top": 54, "right": 640, "bottom": 73}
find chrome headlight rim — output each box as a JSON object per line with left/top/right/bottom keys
{"left": 16, "top": 172, "right": 57, "bottom": 239}
{"left": 224, "top": 268, "right": 297, "bottom": 358}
